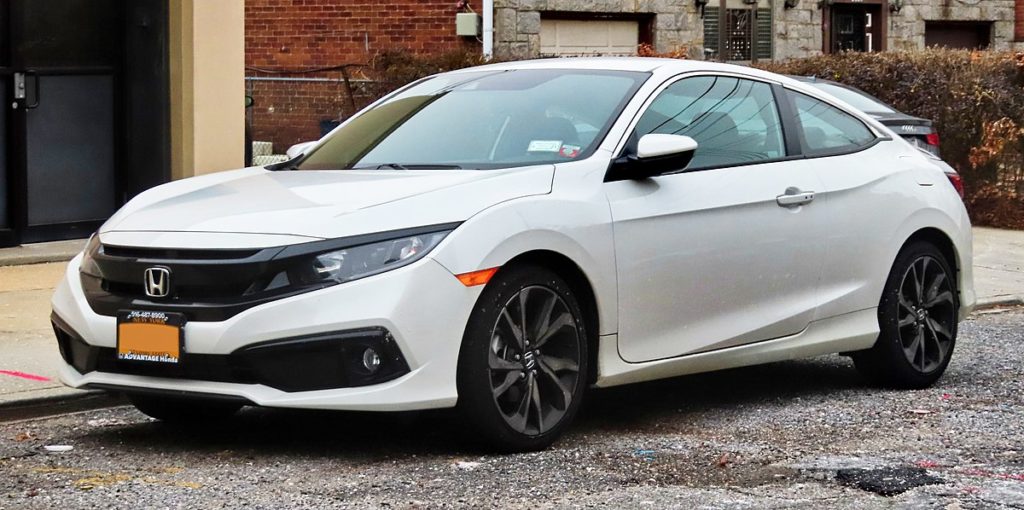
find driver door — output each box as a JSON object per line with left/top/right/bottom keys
{"left": 605, "top": 75, "right": 827, "bottom": 362}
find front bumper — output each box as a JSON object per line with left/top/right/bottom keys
{"left": 52, "top": 254, "right": 481, "bottom": 411}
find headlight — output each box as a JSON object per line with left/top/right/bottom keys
{"left": 79, "top": 233, "right": 101, "bottom": 276}
{"left": 306, "top": 230, "right": 450, "bottom": 285}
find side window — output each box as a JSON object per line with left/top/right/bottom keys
{"left": 791, "top": 92, "right": 876, "bottom": 154}
{"left": 634, "top": 76, "right": 786, "bottom": 170}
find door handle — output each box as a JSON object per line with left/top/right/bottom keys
{"left": 12, "top": 71, "right": 40, "bottom": 109}
{"left": 776, "top": 188, "right": 816, "bottom": 207}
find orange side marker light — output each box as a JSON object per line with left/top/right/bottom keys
{"left": 456, "top": 267, "right": 500, "bottom": 287}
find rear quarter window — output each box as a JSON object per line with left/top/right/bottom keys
{"left": 791, "top": 91, "right": 876, "bottom": 155}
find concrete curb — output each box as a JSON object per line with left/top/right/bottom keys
{"left": 0, "top": 240, "right": 85, "bottom": 267}
{"left": 0, "top": 254, "right": 77, "bottom": 267}
{"left": 0, "top": 390, "right": 125, "bottom": 423}
{"left": 974, "top": 296, "right": 1024, "bottom": 311}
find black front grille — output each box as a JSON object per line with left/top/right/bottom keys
{"left": 80, "top": 239, "right": 329, "bottom": 322}
{"left": 52, "top": 314, "right": 410, "bottom": 393}
{"left": 101, "top": 245, "right": 262, "bottom": 260}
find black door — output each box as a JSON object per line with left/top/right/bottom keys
{"left": 0, "top": 0, "right": 170, "bottom": 247}
{"left": 831, "top": 4, "right": 882, "bottom": 53}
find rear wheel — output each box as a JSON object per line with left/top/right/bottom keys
{"left": 457, "top": 265, "right": 588, "bottom": 452}
{"left": 129, "top": 394, "right": 243, "bottom": 423}
{"left": 853, "top": 242, "right": 958, "bottom": 388}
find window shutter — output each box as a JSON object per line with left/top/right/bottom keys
{"left": 755, "top": 8, "right": 772, "bottom": 60}
{"left": 704, "top": 7, "right": 720, "bottom": 59}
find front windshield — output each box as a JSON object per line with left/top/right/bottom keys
{"left": 296, "top": 69, "right": 649, "bottom": 170}
{"left": 812, "top": 83, "right": 896, "bottom": 115}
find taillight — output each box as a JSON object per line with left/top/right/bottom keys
{"left": 925, "top": 132, "right": 940, "bottom": 147}
{"left": 945, "top": 172, "right": 965, "bottom": 199}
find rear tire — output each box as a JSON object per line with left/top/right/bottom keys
{"left": 456, "top": 265, "right": 589, "bottom": 452}
{"left": 129, "top": 394, "right": 243, "bottom": 423}
{"left": 853, "top": 241, "right": 959, "bottom": 389}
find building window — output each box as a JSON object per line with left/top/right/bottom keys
{"left": 703, "top": 0, "right": 772, "bottom": 61}
{"left": 925, "top": 21, "right": 992, "bottom": 50}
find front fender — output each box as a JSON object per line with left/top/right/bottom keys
{"left": 429, "top": 194, "right": 618, "bottom": 335}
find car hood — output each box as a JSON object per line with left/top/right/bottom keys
{"left": 101, "top": 165, "right": 554, "bottom": 241}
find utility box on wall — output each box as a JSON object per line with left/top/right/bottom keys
{"left": 456, "top": 12, "right": 481, "bottom": 37}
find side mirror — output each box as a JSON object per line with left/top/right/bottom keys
{"left": 286, "top": 141, "right": 317, "bottom": 160}
{"left": 607, "top": 134, "right": 698, "bottom": 182}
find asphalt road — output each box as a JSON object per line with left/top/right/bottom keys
{"left": 1, "top": 309, "right": 1022, "bottom": 509}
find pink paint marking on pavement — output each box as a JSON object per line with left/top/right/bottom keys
{"left": 0, "top": 370, "right": 51, "bottom": 382}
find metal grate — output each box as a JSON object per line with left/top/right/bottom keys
{"left": 703, "top": 6, "right": 773, "bottom": 62}
{"left": 703, "top": 7, "right": 721, "bottom": 60}
{"left": 756, "top": 8, "right": 773, "bottom": 60}
{"left": 724, "top": 8, "right": 753, "bottom": 61}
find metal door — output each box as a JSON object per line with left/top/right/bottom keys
{"left": 2, "top": 0, "right": 121, "bottom": 245}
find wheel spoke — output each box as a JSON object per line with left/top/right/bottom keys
{"left": 518, "top": 288, "right": 530, "bottom": 343}
{"left": 925, "top": 320, "right": 948, "bottom": 364}
{"left": 898, "top": 313, "right": 917, "bottom": 328}
{"left": 508, "top": 373, "right": 533, "bottom": 431}
{"left": 489, "top": 348, "right": 520, "bottom": 371}
{"left": 492, "top": 370, "right": 521, "bottom": 399}
{"left": 535, "top": 312, "right": 574, "bottom": 348}
{"left": 530, "top": 374, "right": 544, "bottom": 432}
{"left": 538, "top": 359, "right": 573, "bottom": 410}
{"left": 898, "top": 294, "right": 916, "bottom": 315}
{"left": 501, "top": 308, "right": 524, "bottom": 351}
{"left": 925, "top": 271, "right": 947, "bottom": 303}
{"left": 910, "top": 262, "right": 924, "bottom": 303}
{"left": 534, "top": 293, "right": 558, "bottom": 340}
{"left": 925, "top": 290, "right": 954, "bottom": 309}
{"left": 926, "top": 317, "right": 952, "bottom": 343}
{"left": 541, "top": 354, "right": 579, "bottom": 374}
{"left": 909, "top": 329, "right": 925, "bottom": 366}
{"left": 917, "top": 329, "right": 927, "bottom": 372}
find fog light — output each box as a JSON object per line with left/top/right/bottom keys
{"left": 361, "top": 348, "right": 381, "bottom": 373}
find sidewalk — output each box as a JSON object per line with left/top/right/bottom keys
{"left": 0, "top": 228, "right": 1021, "bottom": 414}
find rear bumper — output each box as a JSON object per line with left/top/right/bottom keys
{"left": 52, "top": 254, "right": 482, "bottom": 411}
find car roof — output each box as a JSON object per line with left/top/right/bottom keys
{"left": 448, "top": 56, "right": 790, "bottom": 82}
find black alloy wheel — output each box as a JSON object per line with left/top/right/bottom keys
{"left": 457, "top": 265, "right": 588, "bottom": 452}
{"left": 853, "top": 242, "right": 959, "bottom": 389}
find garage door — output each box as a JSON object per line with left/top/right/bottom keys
{"left": 540, "top": 19, "right": 639, "bottom": 56}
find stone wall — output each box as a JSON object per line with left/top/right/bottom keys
{"left": 494, "top": 0, "right": 1023, "bottom": 61}
{"left": 889, "top": 0, "right": 1018, "bottom": 51}
{"left": 493, "top": 0, "right": 704, "bottom": 59}
{"left": 773, "top": 1, "right": 824, "bottom": 60}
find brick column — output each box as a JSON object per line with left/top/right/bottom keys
{"left": 1016, "top": 0, "right": 1024, "bottom": 41}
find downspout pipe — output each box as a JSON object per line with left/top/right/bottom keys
{"left": 482, "top": 0, "right": 494, "bottom": 59}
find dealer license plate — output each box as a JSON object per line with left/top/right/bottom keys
{"left": 116, "top": 311, "right": 185, "bottom": 364}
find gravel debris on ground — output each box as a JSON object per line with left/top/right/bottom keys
{"left": 1, "top": 309, "right": 1022, "bottom": 509}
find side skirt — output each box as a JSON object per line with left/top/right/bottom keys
{"left": 595, "top": 308, "right": 879, "bottom": 388}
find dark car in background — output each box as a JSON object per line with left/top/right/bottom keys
{"left": 793, "top": 76, "right": 963, "bottom": 199}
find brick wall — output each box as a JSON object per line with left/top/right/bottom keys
{"left": 245, "top": 0, "right": 483, "bottom": 153}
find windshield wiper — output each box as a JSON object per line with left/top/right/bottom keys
{"left": 354, "top": 163, "right": 463, "bottom": 170}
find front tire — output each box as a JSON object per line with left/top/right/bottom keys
{"left": 853, "top": 242, "right": 959, "bottom": 389}
{"left": 457, "top": 265, "right": 589, "bottom": 452}
{"left": 129, "top": 394, "right": 243, "bottom": 423}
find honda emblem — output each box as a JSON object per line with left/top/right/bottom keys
{"left": 143, "top": 267, "right": 171, "bottom": 298}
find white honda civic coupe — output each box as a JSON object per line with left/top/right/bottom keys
{"left": 52, "top": 58, "right": 974, "bottom": 451}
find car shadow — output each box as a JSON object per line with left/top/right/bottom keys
{"left": 83, "top": 356, "right": 868, "bottom": 457}
{"left": 576, "top": 355, "right": 866, "bottom": 433}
